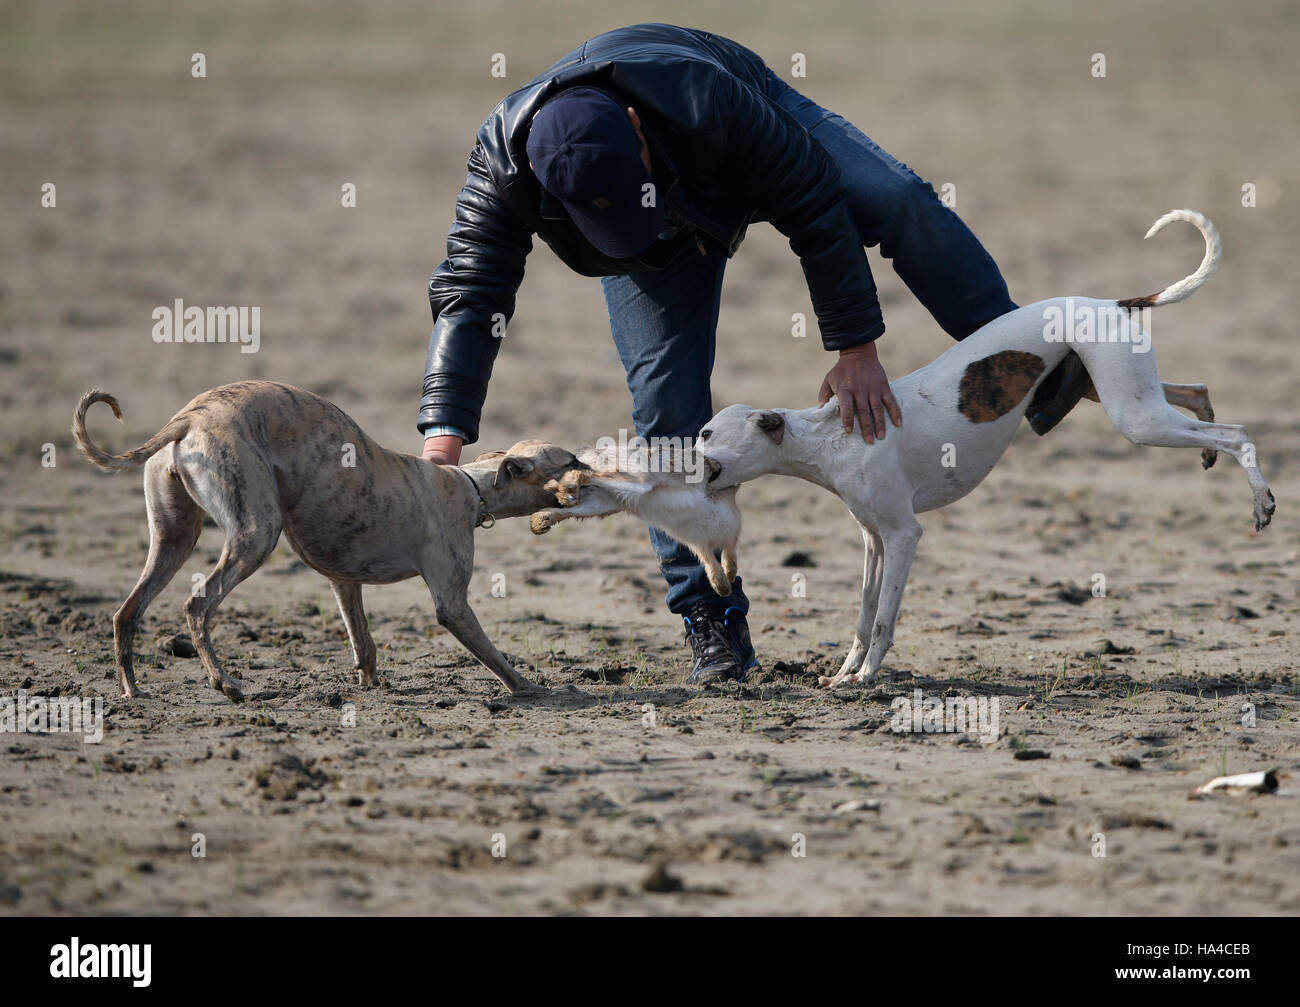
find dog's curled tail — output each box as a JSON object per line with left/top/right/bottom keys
{"left": 73, "top": 389, "right": 191, "bottom": 473}
{"left": 1117, "top": 209, "right": 1221, "bottom": 310}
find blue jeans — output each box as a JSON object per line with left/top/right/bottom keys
{"left": 602, "top": 71, "right": 1016, "bottom": 618}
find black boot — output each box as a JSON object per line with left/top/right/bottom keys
{"left": 682, "top": 602, "right": 758, "bottom": 684}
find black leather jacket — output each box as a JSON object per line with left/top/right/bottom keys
{"left": 420, "top": 24, "right": 880, "bottom": 442}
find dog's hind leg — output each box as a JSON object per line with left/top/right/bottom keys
{"left": 717, "top": 487, "right": 741, "bottom": 583}
{"left": 183, "top": 523, "right": 281, "bottom": 703}
{"left": 177, "top": 447, "right": 283, "bottom": 702}
{"left": 688, "top": 544, "right": 733, "bottom": 597}
{"left": 1161, "top": 382, "right": 1217, "bottom": 468}
{"left": 113, "top": 454, "right": 204, "bottom": 698}
{"left": 330, "top": 580, "right": 378, "bottom": 687}
{"left": 1105, "top": 395, "right": 1274, "bottom": 530}
{"left": 721, "top": 543, "right": 739, "bottom": 583}
{"left": 820, "top": 522, "right": 884, "bottom": 688}
{"left": 1188, "top": 419, "right": 1273, "bottom": 529}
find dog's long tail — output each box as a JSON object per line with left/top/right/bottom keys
{"left": 1117, "top": 209, "right": 1221, "bottom": 309}
{"left": 72, "top": 390, "right": 191, "bottom": 473}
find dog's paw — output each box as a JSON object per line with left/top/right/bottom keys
{"left": 819, "top": 666, "right": 879, "bottom": 688}
{"left": 120, "top": 687, "right": 152, "bottom": 700}
{"left": 542, "top": 477, "right": 581, "bottom": 507}
{"left": 1201, "top": 448, "right": 1217, "bottom": 470}
{"left": 1254, "top": 489, "right": 1276, "bottom": 531}
{"left": 357, "top": 668, "right": 380, "bottom": 688}
{"left": 550, "top": 683, "right": 591, "bottom": 700}
{"left": 221, "top": 676, "right": 247, "bottom": 704}
{"left": 541, "top": 478, "right": 567, "bottom": 502}
{"left": 821, "top": 640, "right": 868, "bottom": 687}
{"left": 529, "top": 512, "right": 556, "bottom": 535}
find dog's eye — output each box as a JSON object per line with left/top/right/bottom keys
{"left": 699, "top": 430, "right": 711, "bottom": 441}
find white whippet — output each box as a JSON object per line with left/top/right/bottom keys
{"left": 697, "top": 210, "right": 1275, "bottom": 687}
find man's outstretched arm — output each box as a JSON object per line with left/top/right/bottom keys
{"left": 420, "top": 141, "right": 533, "bottom": 462}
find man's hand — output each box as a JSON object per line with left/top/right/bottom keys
{"left": 818, "top": 341, "right": 902, "bottom": 443}
{"left": 422, "top": 435, "right": 463, "bottom": 466}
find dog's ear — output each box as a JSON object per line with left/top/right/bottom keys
{"left": 473, "top": 449, "right": 507, "bottom": 463}
{"left": 494, "top": 453, "right": 535, "bottom": 488}
{"left": 752, "top": 410, "right": 785, "bottom": 444}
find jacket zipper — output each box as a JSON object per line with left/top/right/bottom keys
{"left": 666, "top": 178, "right": 728, "bottom": 253}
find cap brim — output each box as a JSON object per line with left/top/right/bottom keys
{"left": 563, "top": 185, "right": 666, "bottom": 259}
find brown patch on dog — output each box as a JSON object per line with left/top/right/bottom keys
{"left": 958, "top": 350, "right": 1047, "bottom": 424}
{"left": 1117, "top": 293, "right": 1159, "bottom": 310}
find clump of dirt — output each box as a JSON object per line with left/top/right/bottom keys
{"left": 254, "top": 753, "right": 331, "bottom": 801}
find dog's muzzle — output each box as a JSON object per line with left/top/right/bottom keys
{"left": 705, "top": 457, "right": 721, "bottom": 483}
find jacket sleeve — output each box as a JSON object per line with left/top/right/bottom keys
{"left": 711, "top": 71, "right": 883, "bottom": 350}
{"left": 419, "top": 142, "right": 534, "bottom": 444}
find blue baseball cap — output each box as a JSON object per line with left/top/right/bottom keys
{"left": 526, "top": 88, "right": 665, "bottom": 258}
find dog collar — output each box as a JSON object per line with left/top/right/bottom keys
{"left": 456, "top": 467, "right": 495, "bottom": 529}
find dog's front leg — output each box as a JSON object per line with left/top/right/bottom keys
{"left": 820, "top": 522, "right": 884, "bottom": 688}
{"left": 424, "top": 575, "right": 541, "bottom": 695}
{"left": 853, "top": 516, "right": 922, "bottom": 685}
{"left": 529, "top": 486, "right": 620, "bottom": 534}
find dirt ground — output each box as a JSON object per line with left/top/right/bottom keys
{"left": 2, "top": 0, "right": 1297, "bottom": 916}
